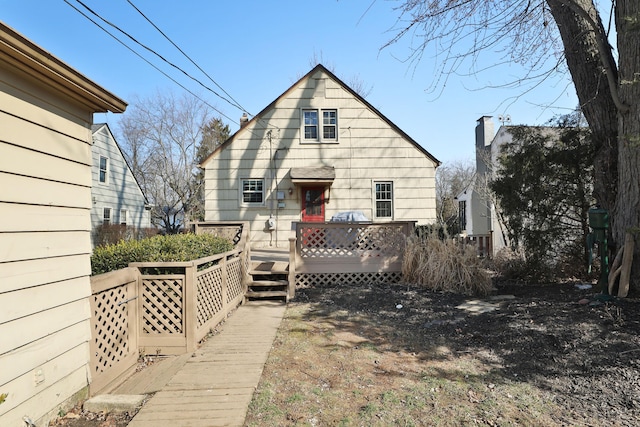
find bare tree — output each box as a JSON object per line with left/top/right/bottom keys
{"left": 118, "top": 90, "right": 214, "bottom": 233}
{"left": 385, "top": 0, "right": 640, "bottom": 290}
{"left": 305, "top": 50, "right": 374, "bottom": 98}
{"left": 435, "top": 160, "right": 474, "bottom": 234}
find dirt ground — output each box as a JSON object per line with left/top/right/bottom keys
{"left": 51, "top": 280, "right": 640, "bottom": 426}
{"left": 245, "top": 281, "right": 640, "bottom": 426}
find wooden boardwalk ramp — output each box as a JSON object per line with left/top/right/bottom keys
{"left": 126, "top": 300, "right": 286, "bottom": 427}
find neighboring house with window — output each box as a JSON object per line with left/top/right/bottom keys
{"left": 200, "top": 64, "right": 440, "bottom": 247}
{"left": 456, "top": 116, "right": 509, "bottom": 257}
{"left": 90, "top": 123, "right": 151, "bottom": 246}
{"left": 0, "top": 22, "right": 126, "bottom": 426}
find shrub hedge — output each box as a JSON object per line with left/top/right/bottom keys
{"left": 91, "top": 233, "right": 234, "bottom": 275}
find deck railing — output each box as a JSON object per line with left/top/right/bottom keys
{"left": 88, "top": 222, "right": 251, "bottom": 395}
{"left": 89, "top": 267, "right": 139, "bottom": 396}
{"left": 290, "top": 221, "right": 415, "bottom": 291}
{"left": 459, "top": 233, "right": 493, "bottom": 258}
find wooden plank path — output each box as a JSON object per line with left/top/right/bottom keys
{"left": 127, "top": 300, "right": 286, "bottom": 427}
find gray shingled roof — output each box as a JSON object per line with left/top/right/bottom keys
{"left": 290, "top": 166, "right": 335, "bottom": 181}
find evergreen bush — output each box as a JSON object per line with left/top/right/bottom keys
{"left": 91, "top": 233, "right": 233, "bottom": 275}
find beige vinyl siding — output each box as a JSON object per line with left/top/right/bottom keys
{"left": 0, "top": 26, "right": 125, "bottom": 424}
{"left": 204, "top": 67, "right": 437, "bottom": 247}
{"left": 0, "top": 255, "right": 89, "bottom": 294}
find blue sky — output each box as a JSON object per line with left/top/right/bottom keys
{"left": 2, "top": 0, "right": 579, "bottom": 165}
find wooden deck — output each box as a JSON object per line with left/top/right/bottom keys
{"left": 125, "top": 300, "right": 286, "bottom": 427}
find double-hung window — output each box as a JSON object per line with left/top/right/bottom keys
{"left": 303, "top": 110, "right": 318, "bottom": 139}
{"left": 241, "top": 179, "right": 265, "bottom": 206}
{"left": 302, "top": 109, "right": 337, "bottom": 142}
{"left": 374, "top": 181, "right": 393, "bottom": 219}
{"left": 99, "top": 156, "right": 108, "bottom": 183}
{"left": 120, "top": 209, "right": 127, "bottom": 226}
{"left": 103, "top": 207, "right": 112, "bottom": 225}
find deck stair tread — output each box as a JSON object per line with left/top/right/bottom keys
{"left": 250, "top": 279, "right": 288, "bottom": 287}
{"left": 245, "top": 290, "right": 288, "bottom": 298}
{"left": 247, "top": 259, "right": 290, "bottom": 301}
{"left": 250, "top": 261, "right": 289, "bottom": 274}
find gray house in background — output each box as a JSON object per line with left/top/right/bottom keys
{"left": 91, "top": 123, "right": 151, "bottom": 246}
{"left": 456, "top": 116, "right": 509, "bottom": 256}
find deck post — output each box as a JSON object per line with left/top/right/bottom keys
{"left": 185, "top": 262, "right": 196, "bottom": 353}
{"left": 288, "top": 235, "right": 297, "bottom": 300}
{"left": 221, "top": 254, "right": 229, "bottom": 309}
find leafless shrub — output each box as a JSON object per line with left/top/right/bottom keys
{"left": 402, "top": 236, "right": 493, "bottom": 296}
{"left": 93, "top": 224, "right": 158, "bottom": 248}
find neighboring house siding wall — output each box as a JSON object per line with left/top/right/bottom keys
{"left": 0, "top": 66, "right": 94, "bottom": 425}
{"left": 204, "top": 68, "right": 437, "bottom": 247}
{"left": 90, "top": 125, "right": 150, "bottom": 246}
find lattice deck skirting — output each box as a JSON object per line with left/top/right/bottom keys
{"left": 91, "top": 285, "right": 132, "bottom": 374}
{"left": 295, "top": 271, "right": 403, "bottom": 288}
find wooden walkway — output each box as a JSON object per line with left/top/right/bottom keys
{"left": 124, "top": 300, "right": 286, "bottom": 427}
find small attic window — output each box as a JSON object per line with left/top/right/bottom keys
{"left": 301, "top": 109, "right": 338, "bottom": 143}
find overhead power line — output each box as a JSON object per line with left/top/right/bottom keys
{"left": 62, "top": 1, "right": 249, "bottom": 133}
{"left": 64, "top": 0, "right": 279, "bottom": 138}
{"left": 123, "top": 0, "right": 279, "bottom": 132}
{"left": 70, "top": 0, "right": 244, "bottom": 112}
{"left": 125, "top": 0, "right": 248, "bottom": 115}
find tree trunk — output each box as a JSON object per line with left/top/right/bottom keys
{"left": 546, "top": 0, "right": 619, "bottom": 215}
{"left": 614, "top": 0, "right": 640, "bottom": 290}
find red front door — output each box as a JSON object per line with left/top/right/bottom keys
{"left": 301, "top": 187, "right": 325, "bottom": 222}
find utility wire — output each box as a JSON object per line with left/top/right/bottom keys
{"left": 124, "top": 0, "right": 279, "bottom": 132}
{"left": 126, "top": 0, "right": 247, "bottom": 115}
{"left": 71, "top": 0, "right": 244, "bottom": 112}
{"left": 63, "top": 0, "right": 274, "bottom": 141}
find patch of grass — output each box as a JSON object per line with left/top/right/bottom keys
{"left": 246, "top": 301, "right": 567, "bottom": 427}
{"left": 358, "top": 402, "right": 378, "bottom": 417}
{"left": 245, "top": 382, "right": 283, "bottom": 426}
{"left": 285, "top": 393, "right": 305, "bottom": 404}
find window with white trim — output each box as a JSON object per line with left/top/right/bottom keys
{"left": 103, "top": 207, "right": 112, "bottom": 225}
{"left": 241, "top": 179, "right": 265, "bottom": 206}
{"left": 120, "top": 209, "right": 127, "bottom": 225}
{"left": 99, "top": 156, "right": 108, "bottom": 183}
{"left": 374, "top": 181, "right": 393, "bottom": 219}
{"left": 302, "top": 109, "right": 337, "bottom": 142}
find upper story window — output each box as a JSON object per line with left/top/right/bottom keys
{"left": 302, "top": 109, "right": 337, "bottom": 143}
{"left": 99, "top": 156, "right": 108, "bottom": 183}
{"left": 374, "top": 181, "right": 393, "bottom": 219}
{"left": 241, "top": 178, "right": 265, "bottom": 206}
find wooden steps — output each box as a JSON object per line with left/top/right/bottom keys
{"left": 247, "top": 261, "right": 289, "bottom": 301}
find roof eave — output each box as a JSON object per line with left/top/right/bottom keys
{"left": 0, "top": 22, "right": 127, "bottom": 114}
